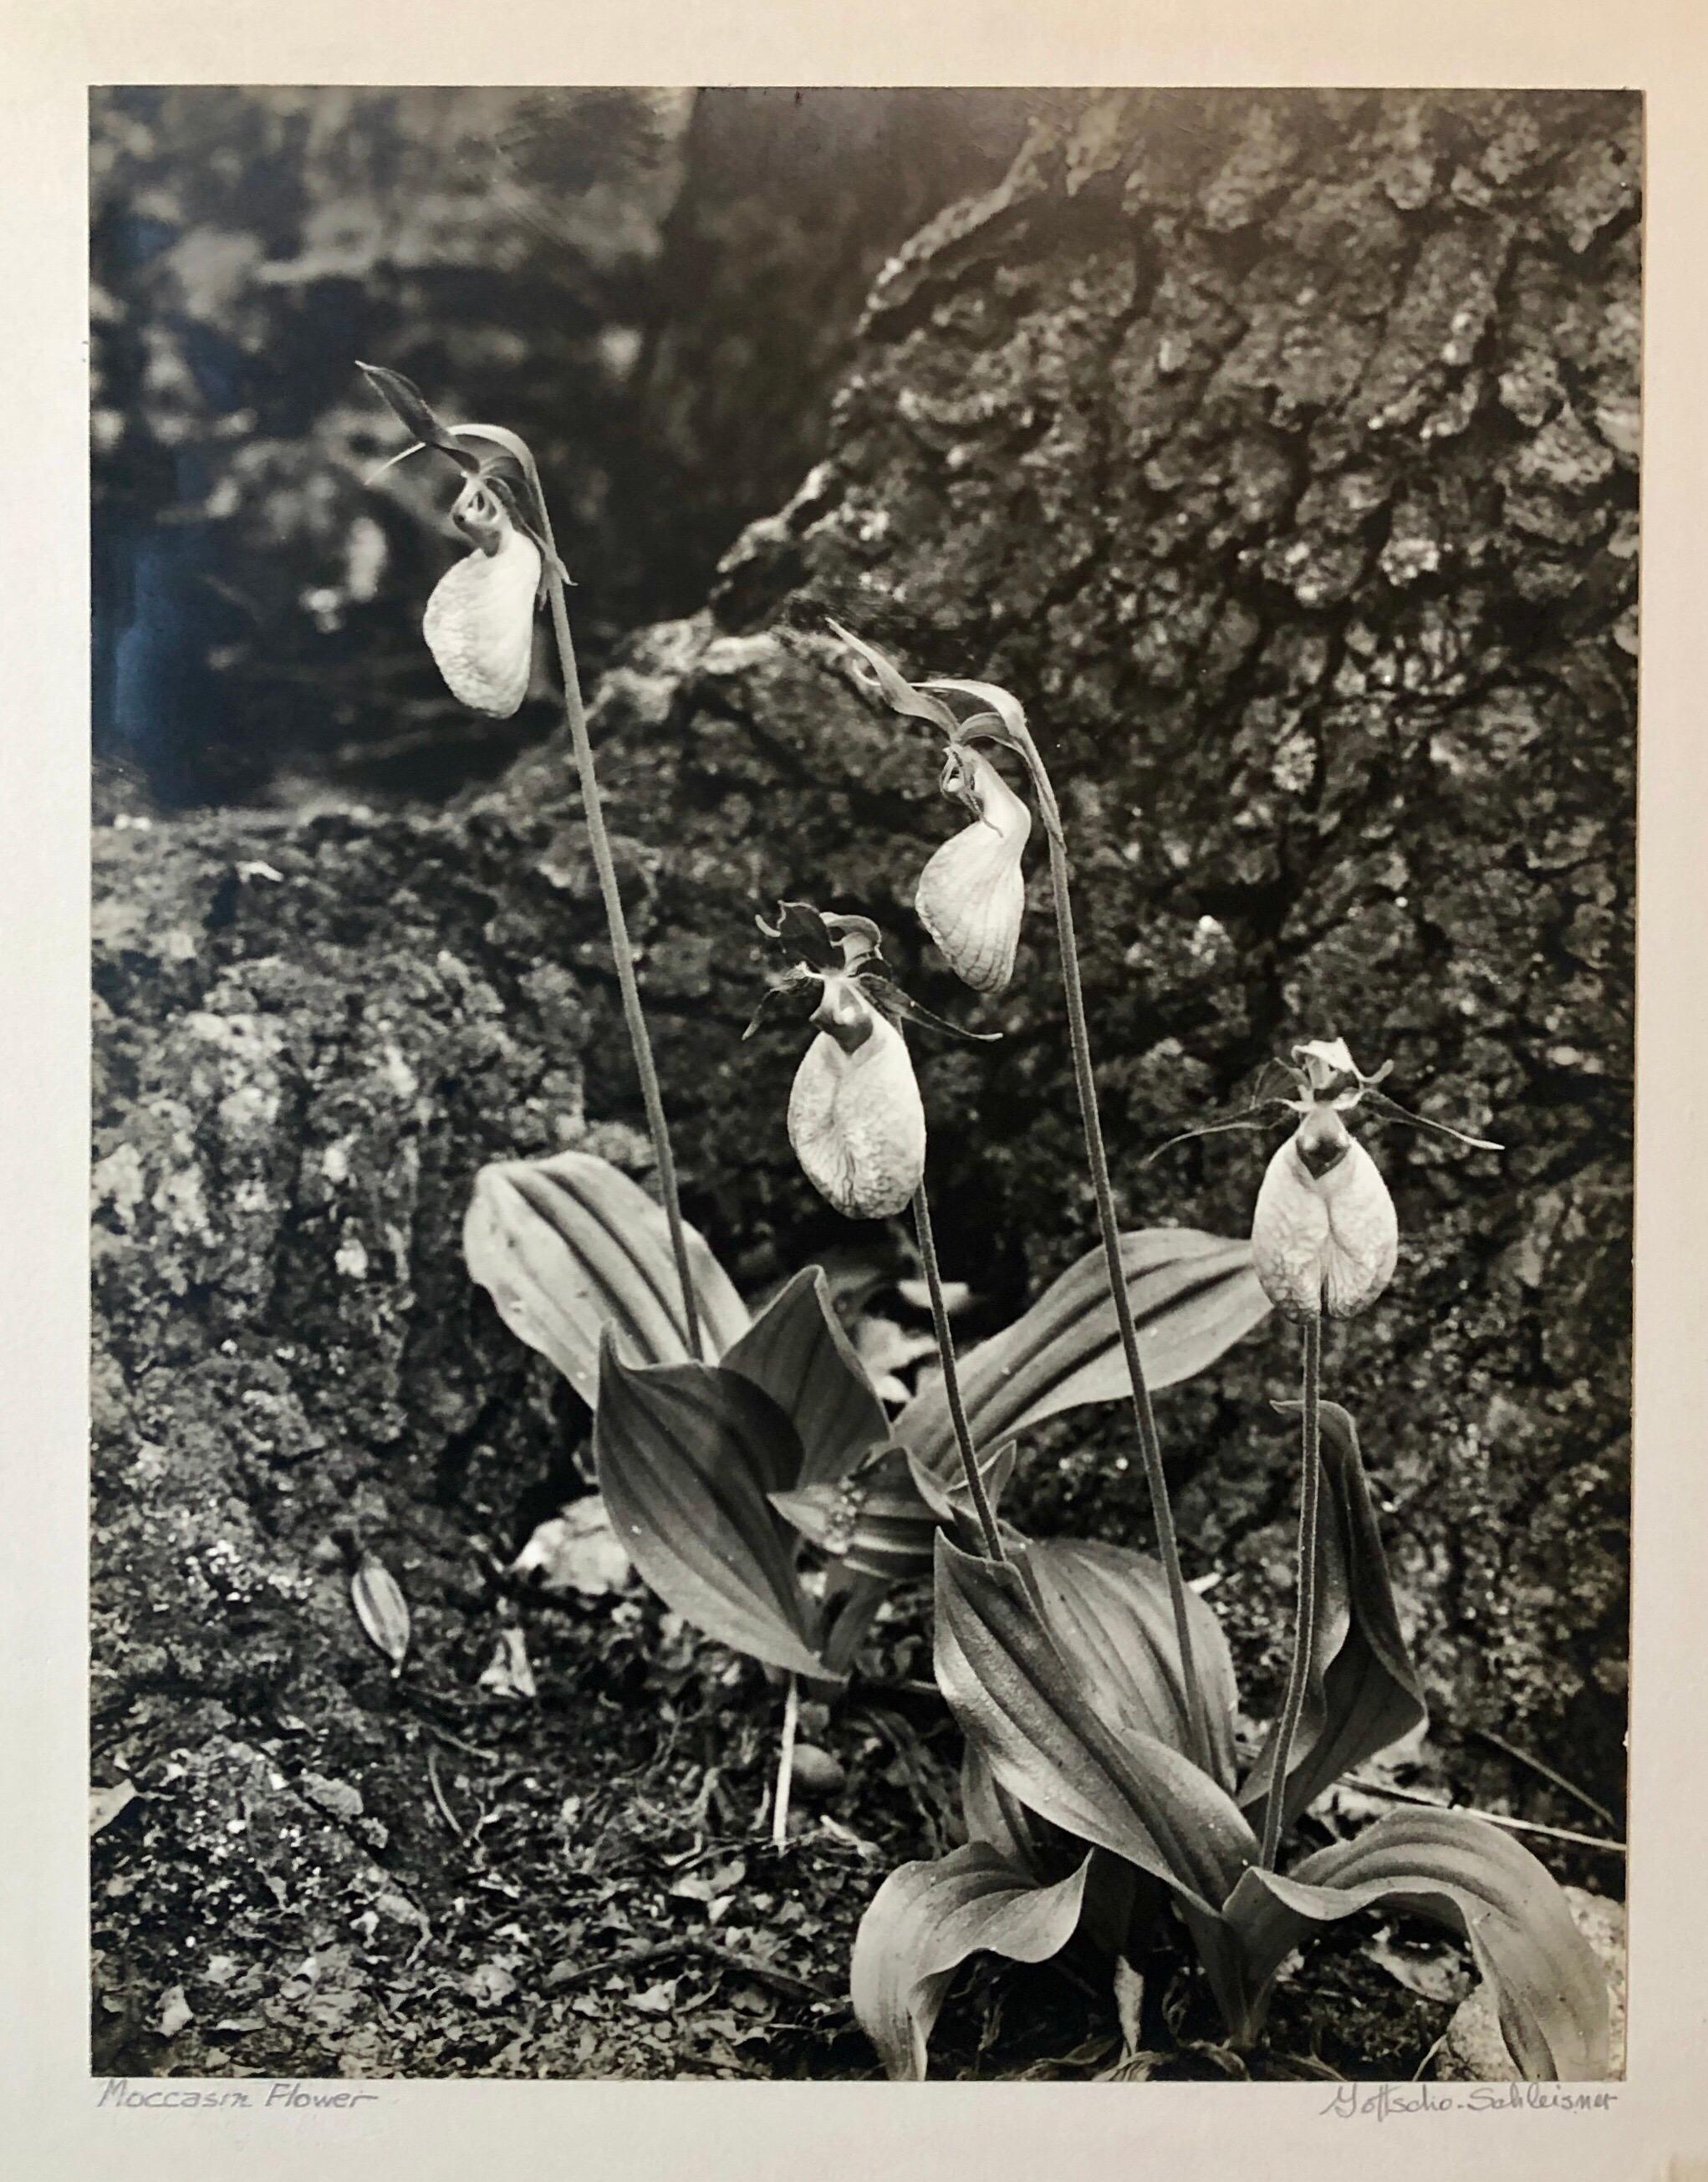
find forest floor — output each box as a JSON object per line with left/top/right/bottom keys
{"left": 89, "top": 1462, "right": 1619, "bottom": 2083}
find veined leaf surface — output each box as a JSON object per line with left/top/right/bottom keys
{"left": 897, "top": 1230, "right": 1268, "bottom": 1477}
{"left": 851, "top": 1842, "right": 1092, "bottom": 2080}
{"left": 1026, "top": 1537, "right": 1241, "bottom": 1792}
{"left": 933, "top": 1536, "right": 1257, "bottom": 1914}
{"left": 464, "top": 1150, "right": 749, "bottom": 1404}
{"left": 721, "top": 1267, "right": 888, "bottom": 1486}
{"left": 1223, "top": 1807, "right": 1611, "bottom": 2082}
{"left": 593, "top": 1339, "right": 824, "bottom": 1677}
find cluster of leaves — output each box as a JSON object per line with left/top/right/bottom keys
{"left": 467, "top": 1148, "right": 1609, "bottom": 2082}
{"left": 464, "top": 1150, "right": 1267, "bottom": 1684}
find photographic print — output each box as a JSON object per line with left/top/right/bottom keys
{"left": 89, "top": 84, "right": 1635, "bottom": 2086}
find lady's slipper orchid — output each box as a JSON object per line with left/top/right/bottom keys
{"left": 916, "top": 746, "right": 1032, "bottom": 993}
{"left": 359, "top": 362, "right": 558, "bottom": 720}
{"left": 422, "top": 475, "right": 543, "bottom": 717}
{"left": 825, "top": 621, "right": 1058, "bottom": 997}
{"left": 1251, "top": 1100, "right": 1398, "bottom": 1323}
{"left": 789, "top": 993, "right": 926, "bottom": 1221}
{"left": 1247, "top": 1038, "right": 1396, "bottom": 1322}
{"left": 750, "top": 902, "right": 994, "bottom": 1221}
{"left": 1241, "top": 1036, "right": 1501, "bottom": 1322}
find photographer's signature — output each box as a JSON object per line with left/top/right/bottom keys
{"left": 1323, "top": 2083, "right": 1618, "bottom": 2120}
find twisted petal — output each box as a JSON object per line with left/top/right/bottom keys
{"left": 1252, "top": 1132, "right": 1397, "bottom": 1322}
{"left": 423, "top": 518, "right": 542, "bottom": 717}
{"left": 788, "top": 1012, "right": 926, "bottom": 1220}
{"left": 915, "top": 752, "right": 1032, "bottom": 994}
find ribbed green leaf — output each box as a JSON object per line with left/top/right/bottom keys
{"left": 851, "top": 1842, "right": 1092, "bottom": 2080}
{"left": 593, "top": 1339, "right": 824, "bottom": 1677}
{"left": 464, "top": 1150, "right": 750, "bottom": 1404}
{"left": 721, "top": 1267, "right": 888, "bottom": 1486}
{"left": 1026, "top": 1537, "right": 1241, "bottom": 1793}
{"left": 1238, "top": 1399, "right": 1427, "bottom": 1835}
{"left": 896, "top": 1231, "right": 1268, "bottom": 1477}
{"left": 933, "top": 1536, "right": 1257, "bottom": 1914}
{"left": 1222, "top": 1807, "right": 1611, "bottom": 2081}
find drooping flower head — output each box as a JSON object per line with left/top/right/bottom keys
{"left": 359, "top": 364, "right": 568, "bottom": 720}
{"left": 748, "top": 901, "right": 995, "bottom": 1221}
{"left": 825, "top": 621, "right": 1056, "bottom": 997}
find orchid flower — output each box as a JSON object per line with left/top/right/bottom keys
{"left": 749, "top": 902, "right": 994, "bottom": 1221}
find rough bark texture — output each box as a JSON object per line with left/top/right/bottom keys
{"left": 92, "top": 89, "right": 1636, "bottom": 2077}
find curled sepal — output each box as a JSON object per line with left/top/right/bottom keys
{"left": 350, "top": 1552, "right": 411, "bottom": 1676}
{"left": 851, "top": 1842, "right": 1093, "bottom": 2081}
{"left": 757, "top": 900, "right": 876, "bottom": 975}
{"left": 916, "top": 747, "right": 1032, "bottom": 994}
{"left": 1364, "top": 1088, "right": 1503, "bottom": 1153}
{"left": 788, "top": 1005, "right": 926, "bottom": 1221}
{"left": 824, "top": 619, "right": 961, "bottom": 735}
{"left": 742, "top": 965, "right": 819, "bottom": 1042}
{"left": 919, "top": 676, "right": 1029, "bottom": 750}
{"left": 1221, "top": 1807, "right": 1611, "bottom": 2081}
{"left": 423, "top": 505, "right": 543, "bottom": 717}
{"left": 357, "top": 363, "right": 480, "bottom": 474}
{"left": 859, "top": 976, "right": 1002, "bottom": 1044}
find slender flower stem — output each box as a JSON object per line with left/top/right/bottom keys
{"left": 528, "top": 489, "right": 701, "bottom": 1359}
{"left": 771, "top": 1673, "right": 799, "bottom": 1848}
{"left": 1042, "top": 823, "right": 1214, "bottom": 1777}
{"left": 911, "top": 1182, "right": 1005, "bottom": 1562}
{"left": 1261, "top": 1312, "right": 1323, "bottom": 1871}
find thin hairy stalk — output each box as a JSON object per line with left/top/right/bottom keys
{"left": 771, "top": 1674, "right": 799, "bottom": 1848}
{"left": 1261, "top": 1313, "right": 1323, "bottom": 1870}
{"left": 1041, "top": 823, "right": 1214, "bottom": 1776}
{"left": 527, "top": 481, "right": 701, "bottom": 1357}
{"left": 911, "top": 1183, "right": 1005, "bottom": 1561}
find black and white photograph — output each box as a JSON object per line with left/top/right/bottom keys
{"left": 85, "top": 80, "right": 1639, "bottom": 2092}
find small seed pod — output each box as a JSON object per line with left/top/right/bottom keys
{"left": 788, "top": 979, "right": 926, "bottom": 1221}
{"left": 1251, "top": 1103, "right": 1398, "bottom": 1322}
{"left": 915, "top": 747, "right": 1032, "bottom": 994}
{"left": 422, "top": 479, "right": 541, "bottom": 717}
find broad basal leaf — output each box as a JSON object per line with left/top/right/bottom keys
{"left": 896, "top": 1231, "right": 1268, "bottom": 1478}
{"left": 721, "top": 1267, "right": 888, "bottom": 1486}
{"left": 464, "top": 1150, "right": 750, "bottom": 1404}
{"left": 1025, "top": 1537, "right": 1241, "bottom": 1792}
{"left": 961, "top": 1741, "right": 1056, "bottom": 1877}
{"left": 1223, "top": 1807, "right": 1610, "bottom": 2081}
{"left": 961, "top": 1746, "right": 1151, "bottom": 1960}
{"left": 593, "top": 1339, "right": 825, "bottom": 1677}
{"left": 1238, "top": 1399, "right": 1427, "bottom": 1836}
{"left": 851, "top": 1842, "right": 1092, "bottom": 2081}
{"left": 934, "top": 1536, "right": 1257, "bottom": 1914}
